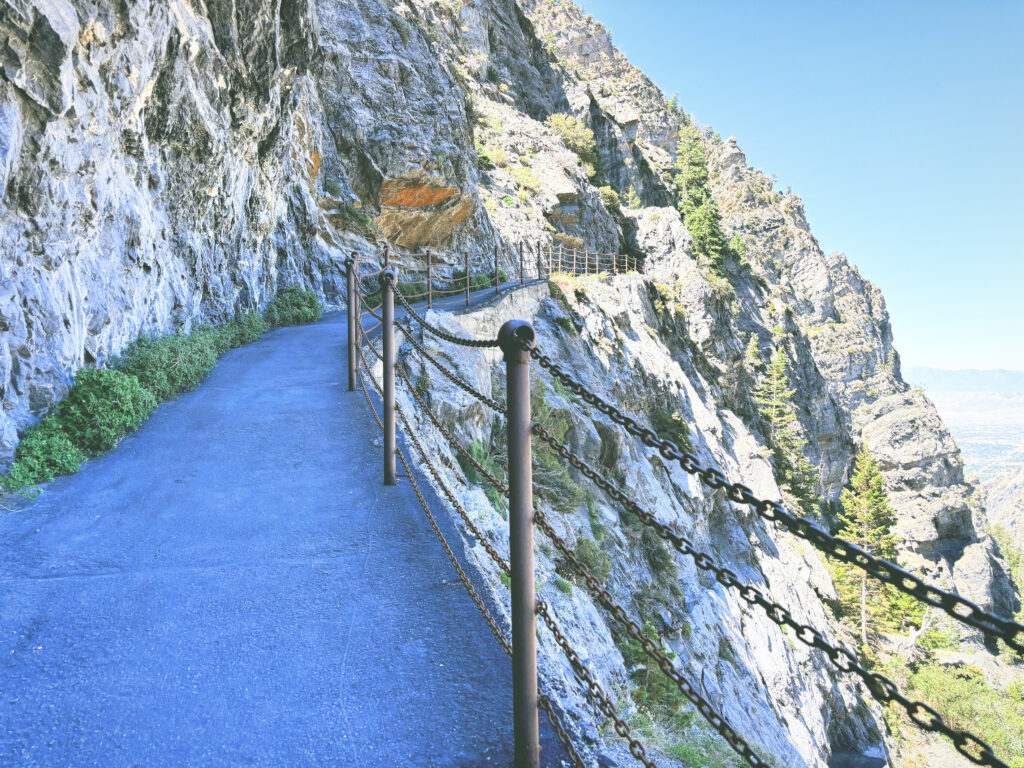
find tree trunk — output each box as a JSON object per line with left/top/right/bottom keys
{"left": 860, "top": 573, "right": 868, "bottom": 647}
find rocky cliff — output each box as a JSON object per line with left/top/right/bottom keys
{"left": 986, "top": 467, "right": 1024, "bottom": 544}
{"left": 2, "top": 0, "right": 1019, "bottom": 765}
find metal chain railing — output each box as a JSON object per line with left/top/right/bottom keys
{"left": 396, "top": 320, "right": 505, "bottom": 412}
{"left": 391, "top": 279, "right": 501, "bottom": 349}
{"left": 357, "top": 346, "right": 586, "bottom": 768}
{"left": 531, "top": 423, "right": 1011, "bottom": 768}
{"left": 533, "top": 509, "right": 771, "bottom": 768}
{"left": 533, "top": 600, "right": 657, "bottom": 768}
{"left": 524, "top": 341, "right": 1024, "bottom": 657}
{"left": 347, "top": 240, "right": 1019, "bottom": 768}
{"left": 383, "top": 328, "right": 660, "bottom": 768}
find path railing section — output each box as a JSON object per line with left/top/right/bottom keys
{"left": 353, "top": 242, "right": 642, "bottom": 317}
{"left": 344, "top": 248, "right": 1024, "bottom": 768}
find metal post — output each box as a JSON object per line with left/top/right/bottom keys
{"left": 519, "top": 241, "right": 524, "bottom": 286}
{"left": 572, "top": 248, "right": 577, "bottom": 275}
{"left": 494, "top": 245, "right": 499, "bottom": 295}
{"left": 427, "top": 250, "right": 433, "bottom": 309}
{"left": 381, "top": 269, "right": 397, "bottom": 486}
{"left": 498, "top": 319, "right": 539, "bottom": 768}
{"left": 345, "top": 255, "right": 356, "bottom": 392}
{"left": 383, "top": 242, "right": 391, "bottom": 269}
{"left": 465, "top": 252, "right": 471, "bottom": 307}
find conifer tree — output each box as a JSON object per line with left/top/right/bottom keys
{"left": 752, "top": 349, "right": 818, "bottom": 514}
{"left": 834, "top": 447, "right": 910, "bottom": 648}
{"left": 674, "top": 123, "right": 727, "bottom": 269}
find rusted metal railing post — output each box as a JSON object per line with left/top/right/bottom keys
{"left": 381, "top": 269, "right": 397, "bottom": 486}
{"left": 345, "top": 254, "right": 356, "bottom": 392}
{"left": 519, "top": 241, "right": 524, "bottom": 285}
{"left": 465, "top": 252, "right": 471, "bottom": 307}
{"left": 498, "top": 319, "right": 539, "bottom": 768}
{"left": 494, "top": 245, "right": 500, "bottom": 295}
{"left": 427, "top": 250, "right": 433, "bottom": 309}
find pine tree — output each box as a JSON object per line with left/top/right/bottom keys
{"left": 752, "top": 349, "right": 818, "bottom": 514}
{"left": 833, "top": 447, "right": 910, "bottom": 648}
{"left": 674, "top": 123, "right": 727, "bottom": 269}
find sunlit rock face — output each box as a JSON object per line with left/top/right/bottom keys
{"left": 1, "top": 1, "right": 1016, "bottom": 764}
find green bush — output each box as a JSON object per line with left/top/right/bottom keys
{"left": 265, "top": 286, "right": 324, "bottom": 328}
{"left": 117, "top": 332, "right": 219, "bottom": 402}
{"left": 57, "top": 369, "right": 157, "bottom": 454}
{"left": 575, "top": 537, "right": 611, "bottom": 583}
{"left": 554, "top": 576, "right": 573, "bottom": 594}
{"left": 323, "top": 178, "right": 343, "bottom": 198}
{"left": 457, "top": 440, "right": 508, "bottom": 517}
{"left": 531, "top": 383, "right": 586, "bottom": 513}
{"left": 907, "top": 664, "right": 1024, "bottom": 764}
{"left": 2, "top": 309, "right": 276, "bottom": 490}
{"left": 545, "top": 113, "right": 600, "bottom": 175}
{"left": 598, "top": 185, "right": 620, "bottom": 210}
{"left": 1, "top": 419, "right": 85, "bottom": 490}
{"left": 226, "top": 311, "right": 269, "bottom": 347}
{"left": 649, "top": 409, "right": 694, "bottom": 454}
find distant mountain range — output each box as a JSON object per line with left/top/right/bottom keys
{"left": 906, "top": 367, "right": 1024, "bottom": 396}
{"left": 907, "top": 367, "right": 1024, "bottom": 481}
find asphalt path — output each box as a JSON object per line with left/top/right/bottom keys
{"left": 0, "top": 281, "right": 568, "bottom": 767}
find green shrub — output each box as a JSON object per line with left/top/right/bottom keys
{"left": 649, "top": 409, "right": 694, "bottom": 454}
{"left": 265, "top": 286, "right": 324, "bottom": 328}
{"left": 545, "top": 113, "right": 599, "bottom": 173}
{"left": 1, "top": 419, "right": 85, "bottom": 490}
{"left": 323, "top": 178, "right": 343, "bottom": 198}
{"left": 554, "top": 577, "right": 573, "bottom": 594}
{"left": 531, "top": 383, "right": 586, "bottom": 513}
{"left": 575, "top": 537, "right": 611, "bottom": 583}
{"left": 57, "top": 369, "right": 157, "bottom": 454}
{"left": 598, "top": 186, "right": 620, "bottom": 210}
{"left": 227, "top": 311, "right": 269, "bottom": 347}
{"left": 117, "top": 332, "right": 219, "bottom": 402}
{"left": 457, "top": 440, "right": 508, "bottom": 517}
{"left": 906, "top": 664, "right": 1024, "bottom": 763}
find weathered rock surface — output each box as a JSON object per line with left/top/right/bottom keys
{"left": 2, "top": 0, "right": 1019, "bottom": 765}
{"left": 986, "top": 466, "right": 1024, "bottom": 544}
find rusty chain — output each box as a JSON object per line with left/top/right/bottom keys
{"left": 524, "top": 341, "right": 1024, "bottom": 656}
{"left": 358, "top": 354, "right": 585, "bottom": 768}
{"left": 396, "top": 320, "right": 506, "bottom": 412}
{"left": 395, "top": 362, "right": 511, "bottom": 503}
{"left": 532, "top": 424, "right": 1010, "bottom": 768}
{"left": 534, "top": 600, "right": 657, "bottom": 768}
{"left": 534, "top": 509, "right": 770, "bottom": 768}
{"left": 390, "top": 274, "right": 501, "bottom": 348}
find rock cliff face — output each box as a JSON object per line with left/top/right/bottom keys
{"left": 2, "top": 0, "right": 1019, "bottom": 764}
{"left": 986, "top": 467, "right": 1024, "bottom": 544}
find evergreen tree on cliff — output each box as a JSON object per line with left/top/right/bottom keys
{"left": 674, "top": 123, "right": 727, "bottom": 269}
{"left": 833, "top": 447, "right": 912, "bottom": 649}
{"left": 752, "top": 349, "right": 818, "bottom": 514}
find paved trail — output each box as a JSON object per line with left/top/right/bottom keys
{"left": 0, "top": 305, "right": 565, "bottom": 767}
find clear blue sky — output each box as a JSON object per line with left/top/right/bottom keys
{"left": 578, "top": 0, "right": 1024, "bottom": 371}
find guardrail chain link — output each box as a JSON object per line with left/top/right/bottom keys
{"left": 534, "top": 509, "right": 771, "bottom": 768}
{"left": 531, "top": 423, "right": 1010, "bottom": 768}
{"left": 524, "top": 341, "right": 1024, "bottom": 657}
{"left": 396, "top": 320, "right": 505, "bottom": 412}
{"left": 534, "top": 600, "right": 657, "bottom": 768}
{"left": 390, "top": 275, "right": 501, "bottom": 348}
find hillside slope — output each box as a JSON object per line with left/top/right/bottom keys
{"left": 1, "top": 0, "right": 1019, "bottom": 765}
